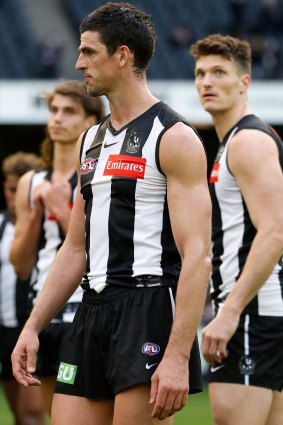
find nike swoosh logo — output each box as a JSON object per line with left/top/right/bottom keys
{"left": 146, "top": 362, "right": 158, "bottom": 370}
{"left": 211, "top": 364, "right": 225, "bottom": 373}
{"left": 104, "top": 142, "right": 119, "bottom": 148}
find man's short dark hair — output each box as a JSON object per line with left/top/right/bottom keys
{"left": 190, "top": 34, "right": 251, "bottom": 75}
{"left": 80, "top": 2, "right": 156, "bottom": 76}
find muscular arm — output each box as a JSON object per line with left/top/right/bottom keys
{"left": 150, "top": 123, "right": 212, "bottom": 419}
{"left": 10, "top": 171, "right": 43, "bottom": 279}
{"left": 202, "top": 129, "right": 283, "bottom": 365}
{"left": 11, "top": 137, "right": 87, "bottom": 387}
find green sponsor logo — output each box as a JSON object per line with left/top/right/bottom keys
{"left": 57, "top": 362, "right": 77, "bottom": 385}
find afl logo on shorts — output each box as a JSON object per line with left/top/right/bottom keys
{"left": 80, "top": 158, "right": 96, "bottom": 175}
{"left": 142, "top": 342, "right": 160, "bottom": 356}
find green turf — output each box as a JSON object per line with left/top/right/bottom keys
{"left": 0, "top": 382, "right": 212, "bottom": 425}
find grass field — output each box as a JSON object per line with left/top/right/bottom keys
{"left": 0, "top": 383, "right": 213, "bottom": 425}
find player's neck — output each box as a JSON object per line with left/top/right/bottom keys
{"left": 52, "top": 142, "right": 76, "bottom": 180}
{"left": 213, "top": 103, "right": 252, "bottom": 142}
{"left": 107, "top": 77, "right": 158, "bottom": 130}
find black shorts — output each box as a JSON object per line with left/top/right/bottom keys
{"left": 0, "top": 325, "right": 21, "bottom": 380}
{"left": 208, "top": 314, "right": 283, "bottom": 391}
{"left": 55, "top": 285, "right": 203, "bottom": 399}
{"left": 36, "top": 322, "right": 72, "bottom": 377}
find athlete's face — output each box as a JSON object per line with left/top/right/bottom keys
{"left": 3, "top": 174, "right": 19, "bottom": 220}
{"left": 76, "top": 31, "right": 120, "bottom": 97}
{"left": 194, "top": 55, "right": 249, "bottom": 116}
{"left": 48, "top": 94, "right": 91, "bottom": 145}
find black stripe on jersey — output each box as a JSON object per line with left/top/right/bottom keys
{"left": 107, "top": 178, "right": 137, "bottom": 279}
{"left": 210, "top": 183, "right": 224, "bottom": 314}
{"left": 237, "top": 195, "right": 258, "bottom": 314}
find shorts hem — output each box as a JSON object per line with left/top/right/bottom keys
{"left": 208, "top": 375, "right": 283, "bottom": 392}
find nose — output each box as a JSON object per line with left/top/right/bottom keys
{"left": 54, "top": 110, "right": 63, "bottom": 121}
{"left": 202, "top": 73, "right": 212, "bottom": 87}
{"left": 76, "top": 53, "right": 85, "bottom": 70}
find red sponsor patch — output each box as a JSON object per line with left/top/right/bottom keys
{"left": 210, "top": 163, "right": 220, "bottom": 183}
{"left": 103, "top": 155, "right": 146, "bottom": 179}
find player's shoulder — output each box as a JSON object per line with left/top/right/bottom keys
{"left": 230, "top": 127, "right": 279, "bottom": 159}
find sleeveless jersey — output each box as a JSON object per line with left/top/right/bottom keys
{"left": 0, "top": 211, "right": 29, "bottom": 327}
{"left": 209, "top": 114, "right": 283, "bottom": 316}
{"left": 29, "top": 169, "right": 83, "bottom": 322}
{"left": 80, "top": 101, "right": 199, "bottom": 292}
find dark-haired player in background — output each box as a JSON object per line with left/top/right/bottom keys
{"left": 191, "top": 34, "right": 283, "bottom": 425}
{"left": 12, "top": 4, "right": 211, "bottom": 424}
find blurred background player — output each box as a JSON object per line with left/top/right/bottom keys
{"left": 10, "top": 81, "right": 105, "bottom": 415}
{"left": 191, "top": 34, "right": 283, "bottom": 425}
{"left": 0, "top": 151, "right": 46, "bottom": 425}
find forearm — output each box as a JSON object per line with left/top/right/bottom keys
{"left": 222, "top": 227, "right": 283, "bottom": 316}
{"left": 165, "top": 250, "right": 211, "bottom": 360}
{"left": 23, "top": 239, "right": 86, "bottom": 335}
{"left": 10, "top": 211, "right": 42, "bottom": 279}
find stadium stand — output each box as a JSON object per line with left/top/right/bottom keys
{"left": 0, "top": 0, "right": 40, "bottom": 78}
{"left": 1, "top": 0, "right": 283, "bottom": 79}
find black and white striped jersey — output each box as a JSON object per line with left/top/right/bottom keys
{"left": 29, "top": 169, "right": 82, "bottom": 322}
{"left": 80, "top": 101, "right": 198, "bottom": 292}
{"left": 0, "top": 211, "right": 29, "bottom": 327}
{"left": 210, "top": 114, "right": 283, "bottom": 316}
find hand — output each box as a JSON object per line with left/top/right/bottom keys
{"left": 150, "top": 355, "right": 189, "bottom": 420}
{"left": 38, "top": 180, "right": 72, "bottom": 220}
{"left": 11, "top": 329, "right": 41, "bottom": 387}
{"left": 201, "top": 309, "right": 240, "bottom": 366}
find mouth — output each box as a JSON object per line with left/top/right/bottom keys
{"left": 50, "top": 127, "right": 64, "bottom": 133}
{"left": 202, "top": 93, "right": 216, "bottom": 100}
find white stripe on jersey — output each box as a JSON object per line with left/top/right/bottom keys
{"left": 0, "top": 215, "right": 18, "bottom": 327}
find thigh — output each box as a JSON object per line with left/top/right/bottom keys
{"left": 51, "top": 393, "right": 114, "bottom": 425}
{"left": 266, "top": 390, "right": 283, "bottom": 425}
{"left": 114, "top": 384, "right": 173, "bottom": 425}
{"left": 209, "top": 382, "right": 273, "bottom": 425}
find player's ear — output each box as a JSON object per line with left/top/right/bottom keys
{"left": 117, "top": 45, "right": 132, "bottom": 68}
{"left": 240, "top": 74, "right": 250, "bottom": 93}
